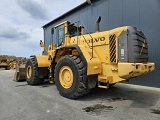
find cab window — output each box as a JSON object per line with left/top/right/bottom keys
{"left": 57, "top": 25, "right": 64, "bottom": 46}
{"left": 68, "top": 25, "right": 81, "bottom": 37}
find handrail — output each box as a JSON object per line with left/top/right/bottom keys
{"left": 78, "top": 21, "right": 94, "bottom": 59}
{"left": 71, "top": 21, "right": 92, "bottom": 48}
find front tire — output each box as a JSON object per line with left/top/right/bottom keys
{"left": 25, "top": 57, "right": 44, "bottom": 85}
{"left": 54, "top": 55, "right": 90, "bottom": 99}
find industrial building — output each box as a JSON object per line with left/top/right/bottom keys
{"left": 43, "top": 0, "right": 160, "bottom": 87}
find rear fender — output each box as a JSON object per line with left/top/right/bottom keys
{"left": 35, "top": 55, "right": 49, "bottom": 67}
{"left": 31, "top": 55, "right": 49, "bottom": 79}
{"left": 55, "top": 45, "right": 101, "bottom": 75}
{"left": 55, "top": 45, "right": 101, "bottom": 88}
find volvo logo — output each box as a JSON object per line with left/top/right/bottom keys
{"left": 87, "top": 37, "right": 105, "bottom": 43}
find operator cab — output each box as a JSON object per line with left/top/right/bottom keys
{"left": 55, "top": 21, "right": 82, "bottom": 46}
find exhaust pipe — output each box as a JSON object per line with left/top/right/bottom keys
{"left": 96, "top": 16, "right": 101, "bottom": 32}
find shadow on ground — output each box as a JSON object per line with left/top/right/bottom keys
{"left": 79, "top": 84, "right": 160, "bottom": 109}
{"left": 38, "top": 80, "right": 54, "bottom": 88}
{"left": 14, "top": 79, "right": 54, "bottom": 88}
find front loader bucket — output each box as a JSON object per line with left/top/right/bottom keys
{"left": 13, "top": 63, "right": 26, "bottom": 82}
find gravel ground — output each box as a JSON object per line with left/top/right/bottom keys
{"left": 0, "top": 69, "right": 160, "bottom": 120}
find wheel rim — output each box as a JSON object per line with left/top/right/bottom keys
{"left": 59, "top": 66, "right": 73, "bottom": 89}
{"left": 26, "top": 66, "right": 32, "bottom": 79}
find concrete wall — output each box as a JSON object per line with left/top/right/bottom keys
{"left": 43, "top": 0, "right": 160, "bottom": 87}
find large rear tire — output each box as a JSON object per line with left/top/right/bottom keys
{"left": 54, "top": 55, "right": 90, "bottom": 99}
{"left": 25, "top": 57, "right": 44, "bottom": 85}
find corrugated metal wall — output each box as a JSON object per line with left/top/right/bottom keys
{"left": 43, "top": 0, "right": 160, "bottom": 87}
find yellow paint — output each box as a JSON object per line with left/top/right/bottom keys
{"left": 78, "top": 45, "right": 101, "bottom": 75}
{"left": 54, "top": 21, "right": 69, "bottom": 28}
{"left": 26, "top": 66, "right": 32, "bottom": 79}
{"left": 118, "top": 62, "right": 155, "bottom": 79}
{"left": 35, "top": 21, "right": 155, "bottom": 88}
{"left": 36, "top": 55, "right": 49, "bottom": 67}
{"left": 59, "top": 66, "right": 73, "bottom": 89}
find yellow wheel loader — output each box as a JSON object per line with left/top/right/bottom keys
{"left": 10, "top": 62, "right": 16, "bottom": 69}
{"left": 24, "top": 18, "right": 154, "bottom": 99}
{"left": 9, "top": 59, "right": 17, "bottom": 70}
{"left": 0, "top": 55, "right": 17, "bottom": 70}
{"left": 0, "top": 58, "right": 10, "bottom": 70}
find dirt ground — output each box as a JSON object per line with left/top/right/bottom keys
{"left": 0, "top": 69, "right": 160, "bottom": 120}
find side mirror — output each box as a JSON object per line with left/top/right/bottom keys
{"left": 51, "top": 28, "right": 54, "bottom": 34}
{"left": 39, "top": 40, "right": 44, "bottom": 47}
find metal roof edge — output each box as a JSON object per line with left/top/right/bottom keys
{"left": 42, "top": 1, "right": 88, "bottom": 28}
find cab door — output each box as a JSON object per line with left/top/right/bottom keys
{"left": 56, "top": 24, "right": 65, "bottom": 46}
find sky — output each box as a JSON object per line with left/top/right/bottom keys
{"left": 0, "top": 0, "right": 85, "bottom": 57}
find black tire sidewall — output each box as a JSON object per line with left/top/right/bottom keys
{"left": 55, "top": 56, "right": 80, "bottom": 97}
